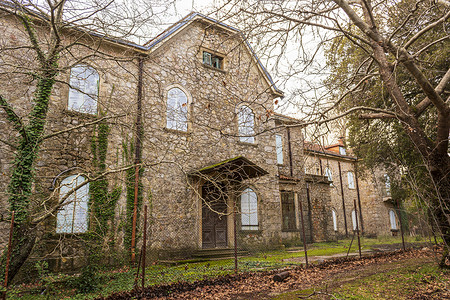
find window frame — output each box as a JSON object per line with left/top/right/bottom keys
{"left": 202, "top": 50, "right": 224, "bottom": 70}
{"left": 240, "top": 187, "right": 259, "bottom": 231}
{"left": 389, "top": 209, "right": 398, "bottom": 230}
{"left": 67, "top": 64, "right": 99, "bottom": 115}
{"left": 281, "top": 191, "right": 297, "bottom": 231}
{"left": 165, "top": 86, "right": 190, "bottom": 132}
{"left": 325, "top": 167, "right": 333, "bottom": 184}
{"left": 332, "top": 209, "right": 338, "bottom": 232}
{"left": 351, "top": 209, "right": 358, "bottom": 231}
{"left": 348, "top": 171, "right": 355, "bottom": 189}
{"left": 56, "top": 175, "right": 90, "bottom": 234}
{"left": 237, "top": 104, "right": 256, "bottom": 144}
{"left": 275, "top": 134, "right": 284, "bottom": 165}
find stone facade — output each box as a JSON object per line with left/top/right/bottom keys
{"left": 0, "top": 9, "right": 395, "bottom": 272}
{"left": 304, "top": 140, "right": 399, "bottom": 238}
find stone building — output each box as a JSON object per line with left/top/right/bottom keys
{"left": 0, "top": 8, "right": 336, "bottom": 270}
{"left": 304, "top": 138, "right": 400, "bottom": 238}
{"left": 0, "top": 6, "right": 398, "bottom": 273}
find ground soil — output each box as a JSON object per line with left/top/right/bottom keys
{"left": 100, "top": 248, "right": 448, "bottom": 300}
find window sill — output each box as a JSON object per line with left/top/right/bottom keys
{"left": 202, "top": 63, "right": 227, "bottom": 74}
{"left": 164, "top": 127, "right": 190, "bottom": 136}
{"left": 238, "top": 141, "right": 258, "bottom": 147}
{"left": 240, "top": 229, "right": 262, "bottom": 234}
{"left": 63, "top": 109, "right": 97, "bottom": 119}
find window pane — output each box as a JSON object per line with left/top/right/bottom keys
{"left": 348, "top": 172, "right": 355, "bottom": 189}
{"left": 276, "top": 134, "right": 283, "bottom": 164}
{"left": 167, "top": 88, "right": 188, "bottom": 131}
{"left": 332, "top": 210, "right": 337, "bottom": 231}
{"left": 241, "top": 188, "right": 258, "bottom": 229}
{"left": 389, "top": 210, "right": 397, "bottom": 230}
{"left": 68, "top": 65, "right": 98, "bottom": 115}
{"left": 352, "top": 210, "right": 357, "bottom": 230}
{"left": 238, "top": 105, "right": 255, "bottom": 143}
{"left": 203, "top": 51, "right": 212, "bottom": 65}
{"left": 56, "top": 175, "right": 89, "bottom": 233}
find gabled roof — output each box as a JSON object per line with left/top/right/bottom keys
{"left": 304, "top": 141, "right": 357, "bottom": 160}
{"left": 1, "top": 3, "right": 282, "bottom": 96}
{"left": 144, "top": 12, "right": 283, "bottom": 97}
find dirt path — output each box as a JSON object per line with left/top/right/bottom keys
{"left": 100, "top": 249, "right": 445, "bottom": 300}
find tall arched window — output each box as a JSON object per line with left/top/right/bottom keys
{"left": 166, "top": 87, "right": 188, "bottom": 131}
{"left": 238, "top": 105, "right": 255, "bottom": 143}
{"left": 56, "top": 175, "right": 89, "bottom": 233}
{"left": 332, "top": 209, "right": 338, "bottom": 231}
{"left": 389, "top": 210, "right": 397, "bottom": 230}
{"left": 68, "top": 65, "right": 99, "bottom": 114}
{"left": 241, "top": 188, "right": 258, "bottom": 230}
{"left": 348, "top": 171, "right": 355, "bottom": 189}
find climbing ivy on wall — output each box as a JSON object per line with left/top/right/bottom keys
{"left": 90, "top": 115, "right": 121, "bottom": 239}
{"left": 122, "top": 139, "right": 143, "bottom": 254}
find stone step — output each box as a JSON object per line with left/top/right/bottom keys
{"left": 192, "top": 248, "right": 249, "bottom": 259}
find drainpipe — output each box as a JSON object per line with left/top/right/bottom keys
{"left": 354, "top": 161, "right": 364, "bottom": 234}
{"left": 287, "top": 128, "right": 293, "bottom": 177}
{"left": 338, "top": 161, "right": 348, "bottom": 237}
{"left": 306, "top": 183, "right": 313, "bottom": 243}
{"left": 131, "top": 57, "right": 144, "bottom": 264}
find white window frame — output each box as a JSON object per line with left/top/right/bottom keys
{"left": 56, "top": 175, "right": 89, "bottom": 233}
{"left": 237, "top": 105, "right": 255, "bottom": 143}
{"left": 348, "top": 171, "right": 355, "bottom": 189}
{"left": 275, "top": 134, "right": 283, "bottom": 164}
{"left": 166, "top": 87, "right": 188, "bottom": 132}
{"left": 241, "top": 188, "right": 258, "bottom": 230}
{"left": 68, "top": 65, "right": 99, "bottom": 115}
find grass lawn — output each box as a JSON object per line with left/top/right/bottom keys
{"left": 6, "top": 235, "right": 436, "bottom": 299}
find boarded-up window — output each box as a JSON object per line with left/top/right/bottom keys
{"left": 56, "top": 175, "right": 89, "bottom": 233}
{"left": 68, "top": 65, "right": 99, "bottom": 114}
{"left": 281, "top": 191, "right": 296, "bottom": 230}
{"left": 166, "top": 87, "right": 188, "bottom": 131}
{"left": 238, "top": 105, "right": 255, "bottom": 143}
{"left": 241, "top": 188, "right": 258, "bottom": 230}
{"left": 275, "top": 134, "right": 283, "bottom": 164}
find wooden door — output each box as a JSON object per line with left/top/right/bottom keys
{"left": 202, "top": 183, "right": 228, "bottom": 249}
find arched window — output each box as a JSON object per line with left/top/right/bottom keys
{"left": 389, "top": 210, "right": 397, "bottom": 230}
{"left": 332, "top": 209, "right": 338, "bottom": 231}
{"left": 166, "top": 87, "right": 188, "bottom": 131}
{"left": 68, "top": 65, "right": 99, "bottom": 114}
{"left": 56, "top": 175, "right": 89, "bottom": 233}
{"left": 238, "top": 105, "right": 255, "bottom": 143}
{"left": 241, "top": 188, "right": 258, "bottom": 230}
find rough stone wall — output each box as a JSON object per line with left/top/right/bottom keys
{"left": 358, "top": 167, "right": 396, "bottom": 237}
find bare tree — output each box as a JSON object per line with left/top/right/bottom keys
{"left": 215, "top": 0, "right": 449, "bottom": 264}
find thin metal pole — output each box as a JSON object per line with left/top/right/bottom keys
{"left": 234, "top": 203, "right": 238, "bottom": 274}
{"left": 354, "top": 200, "right": 362, "bottom": 258}
{"left": 354, "top": 162, "right": 364, "bottom": 234}
{"left": 397, "top": 200, "right": 406, "bottom": 251}
{"left": 131, "top": 165, "right": 140, "bottom": 264}
{"left": 346, "top": 231, "right": 355, "bottom": 258}
{"left": 142, "top": 205, "right": 147, "bottom": 290}
{"left": 298, "top": 197, "right": 308, "bottom": 267}
{"left": 3, "top": 211, "right": 15, "bottom": 300}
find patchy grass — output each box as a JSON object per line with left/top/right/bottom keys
{"left": 6, "top": 236, "right": 434, "bottom": 299}
{"left": 333, "top": 261, "right": 449, "bottom": 300}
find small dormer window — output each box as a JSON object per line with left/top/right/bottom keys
{"left": 203, "top": 51, "right": 223, "bottom": 69}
